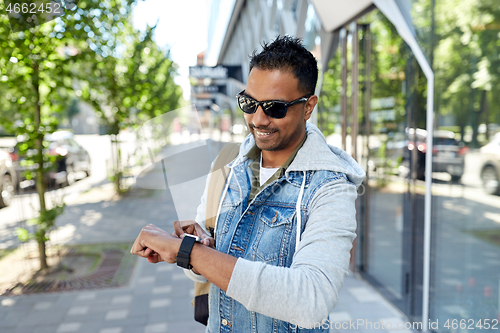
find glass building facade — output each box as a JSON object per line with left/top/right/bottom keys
{"left": 208, "top": 0, "right": 500, "bottom": 330}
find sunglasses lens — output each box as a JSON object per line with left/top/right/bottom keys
{"left": 236, "top": 94, "right": 289, "bottom": 119}
{"left": 262, "top": 101, "right": 287, "bottom": 119}
{"left": 238, "top": 96, "right": 257, "bottom": 114}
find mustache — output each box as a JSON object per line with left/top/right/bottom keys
{"left": 249, "top": 124, "right": 279, "bottom": 132}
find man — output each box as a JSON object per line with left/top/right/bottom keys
{"left": 131, "top": 36, "right": 365, "bottom": 332}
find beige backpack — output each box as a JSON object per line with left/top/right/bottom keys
{"left": 193, "top": 142, "right": 241, "bottom": 325}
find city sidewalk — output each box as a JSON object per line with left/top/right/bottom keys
{"left": 0, "top": 141, "right": 411, "bottom": 333}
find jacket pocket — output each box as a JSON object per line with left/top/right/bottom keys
{"left": 253, "top": 206, "right": 295, "bottom": 264}
{"left": 217, "top": 184, "right": 242, "bottom": 235}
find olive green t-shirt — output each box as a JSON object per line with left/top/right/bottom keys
{"left": 245, "top": 133, "right": 307, "bottom": 206}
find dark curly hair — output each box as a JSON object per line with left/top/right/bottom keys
{"left": 249, "top": 35, "right": 318, "bottom": 95}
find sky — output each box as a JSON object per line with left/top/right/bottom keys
{"left": 131, "top": 0, "right": 209, "bottom": 101}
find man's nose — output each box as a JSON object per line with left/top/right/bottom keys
{"left": 252, "top": 105, "right": 271, "bottom": 128}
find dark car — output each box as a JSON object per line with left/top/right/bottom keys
{"left": 9, "top": 131, "right": 91, "bottom": 190}
{"left": 0, "top": 149, "right": 17, "bottom": 207}
{"left": 479, "top": 133, "right": 500, "bottom": 195}
{"left": 370, "top": 128, "right": 467, "bottom": 180}
{"left": 430, "top": 130, "right": 467, "bottom": 181}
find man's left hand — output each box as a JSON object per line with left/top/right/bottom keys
{"left": 130, "top": 224, "right": 181, "bottom": 264}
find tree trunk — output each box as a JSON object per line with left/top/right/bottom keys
{"left": 481, "top": 90, "right": 489, "bottom": 141}
{"left": 33, "top": 61, "right": 48, "bottom": 270}
{"left": 116, "top": 135, "right": 121, "bottom": 192}
{"left": 110, "top": 130, "right": 122, "bottom": 193}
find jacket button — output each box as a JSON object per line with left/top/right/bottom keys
{"left": 222, "top": 318, "right": 229, "bottom": 326}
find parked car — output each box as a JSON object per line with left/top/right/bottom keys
{"left": 0, "top": 149, "right": 17, "bottom": 207}
{"left": 370, "top": 128, "right": 467, "bottom": 181}
{"left": 8, "top": 131, "right": 91, "bottom": 190}
{"left": 430, "top": 130, "right": 467, "bottom": 181}
{"left": 479, "top": 133, "right": 500, "bottom": 195}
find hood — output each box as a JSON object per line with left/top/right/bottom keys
{"left": 236, "top": 122, "right": 366, "bottom": 187}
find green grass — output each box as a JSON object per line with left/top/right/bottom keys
{"left": 465, "top": 229, "right": 500, "bottom": 248}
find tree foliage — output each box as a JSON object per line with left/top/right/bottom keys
{"left": 0, "top": 0, "right": 182, "bottom": 267}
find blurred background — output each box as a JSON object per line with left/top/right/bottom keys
{"left": 0, "top": 0, "right": 499, "bottom": 332}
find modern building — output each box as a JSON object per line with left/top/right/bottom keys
{"left": 206, "top": 0, "right": 500, "bottom": 331}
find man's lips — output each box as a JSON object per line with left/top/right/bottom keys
{"left": 253, "top": 129, "right": 277, "bottom": 138}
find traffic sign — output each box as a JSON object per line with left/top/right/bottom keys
{"left": 189, "top": 65, "right": 243, "bottom": 81}
{"left": 195, "top": 98, "right": 217, "bottom": 111}
{"left": 192, "top": 85, "right": 227, "bottom": 95}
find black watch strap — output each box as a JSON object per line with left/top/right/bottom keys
{"left": 176, "top": 235, "right": 196, "bottom": 269}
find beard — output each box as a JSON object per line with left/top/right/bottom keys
{"left": 250, "top": 122, "right": 304, "bottom": 152}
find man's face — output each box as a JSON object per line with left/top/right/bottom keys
{"left": 243, "top": 68, "right": 317, "bottom": 152}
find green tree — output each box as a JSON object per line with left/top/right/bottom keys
{"left": 0, "top": 0, "right": 145, "bottom": 269}
{"left": 432, "top": 0, "right": 500, "bottom": 145}
{"left": 76, "top": 21, "right": 182, "bottom": 192}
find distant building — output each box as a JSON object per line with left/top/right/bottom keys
{"left": 69, "top": 101, "right": 100, "bottom": 135}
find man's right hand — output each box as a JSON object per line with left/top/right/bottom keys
{"left": 173, "top": 220, "right": 215, "bottom": 248}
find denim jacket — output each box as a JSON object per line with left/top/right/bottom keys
{"left": 188, "top": 123, "right": 365, "bottom": 333}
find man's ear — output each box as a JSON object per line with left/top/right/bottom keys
{"left": 304, "top": 95, "right": 318, "bottom": 121}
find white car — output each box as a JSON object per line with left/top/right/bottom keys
{"left": 480, "top": 133, "right": 500, "bottom": 195}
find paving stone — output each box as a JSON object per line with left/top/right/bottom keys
{"left": 121, "top": 325, "right": 145, "bottom": 333}
{"left": 32, "top": 324, "right": 61, "bottom": 333}
{"left": 156, "top": 264, "right": 174, "bottom": 272}
{"left": 149, "top": 298, "right": 171, "bottom": 308}
{"left": 33, "top": 301, "right": 53, "bottom": 310}
{"left": 172, "top": 272, "right": 189, "bottom": 281}
{"left": 0, "top": 312, "right": 24, "bottom": 328}
{"left": 152, "top": 285, "right": 172, "bottom": 295}
{"left": 138, "top": 276, "right": 155, "bottom": 284}
{"left": 76, "top": 293, "right": 97, "bottom": 301}
{"left": 144, "top": 322, "right": 168, "bottom": 333}
{"left": 347, "top": 287, "right": 384, "bottom": 303}
{"left": 112, "top": 295, "right": 133, "bottom": 304}
{"left": 78, "top": 321, "right": 109, "bottom": 333}
{"left": 57, "top": 322, "right": 82, "bottom": 332}
{"left": 68, "top": 306, "right": 90, "bottom": 316}
{"left": 18, "top": 310, "right": 66, "bottom": 326}
{"left": 0, "top": 328, "right": 19, "bottom": 333}
{"left": 104, "top": 316, "right": 148, "bottom": 328}
{"left": 105, "top": 309, "right": 129, "bottom": 321}
{"left": 127, "top": 302, "right": 151, "bottom": 317}
{"left": 100, "top": 328, "right": 123, "bottom": 333}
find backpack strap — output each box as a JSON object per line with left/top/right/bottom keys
{"left": 205, "top": 142, "right": 241, "bottom": 233}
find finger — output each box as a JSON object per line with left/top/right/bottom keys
{"left": 130, "top": 238, "right": 145, "bottom": 255}
{"left": 143, "top": 247, "right": 153, "bottom": 257}
{"left": 194, "top": 223, "right": 211, "bottom": 237}
{"left": 173, "top": 221, "right": 184, "bottom": 237}
{"left": 130, "top": 232, "right": 144, "bottom": 254}
{"left": 147, "top": 253, "right": 159, "bottom": 263}
{"left": 200, "top": 236, "right": 215, "bottom": 248}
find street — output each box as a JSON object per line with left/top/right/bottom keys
{"left": 0, "top": 137, "right": 409, "bottom": 333}
{"left": 0, "top": 133, "right": 139, "bottom": 249}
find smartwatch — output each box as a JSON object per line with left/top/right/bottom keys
{"left": 176, "top": 234, "right": 200, "bottom": 269}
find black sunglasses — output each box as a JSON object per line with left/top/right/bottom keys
{"left": 236, "top": 90, "right": 311, "bottom": 119}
